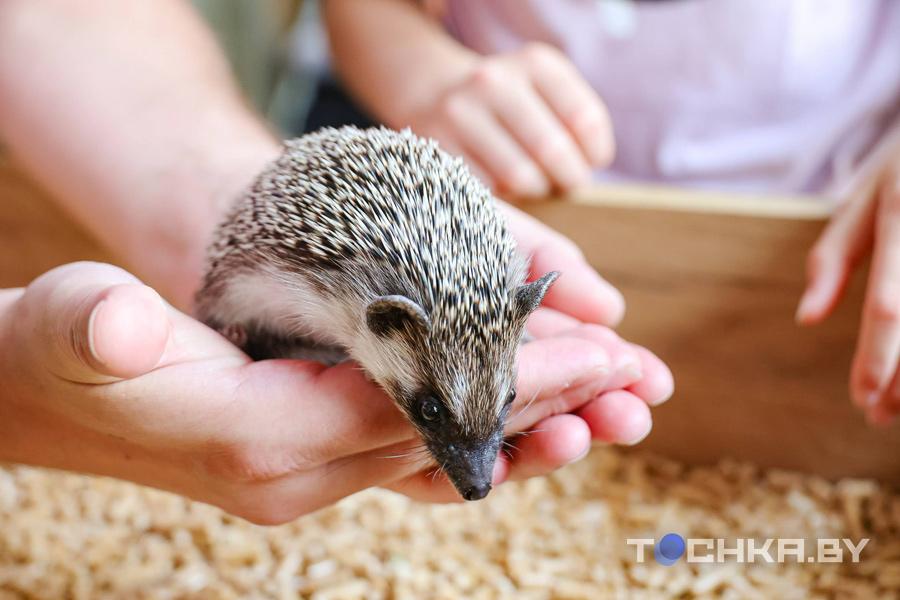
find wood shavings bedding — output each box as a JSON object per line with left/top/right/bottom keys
{"left": 0, "top": 448, "right": 898, "bottom": 599}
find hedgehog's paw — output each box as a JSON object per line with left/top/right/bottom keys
{"left": 220, "top": 323, "right": 248, "bottom": 348}
{"left": 279, "top": 342, "right": 349, "bottom": 365}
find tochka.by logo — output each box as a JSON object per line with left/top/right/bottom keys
{"left": 627, "top": 533, "right": 869, "bottom": 565}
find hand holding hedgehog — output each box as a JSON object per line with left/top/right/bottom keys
{"left": 196, "top": 127, "right": 672, "bottom": 501}
{"left": 0, "top": 126, "right": 671, "bottom": 520}
{"left": 0, "top": 261, "right": 670, "bottom": 523}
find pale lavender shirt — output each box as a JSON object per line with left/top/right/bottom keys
{"left": 444, "top": 0, "right": 900, "bottom": 194}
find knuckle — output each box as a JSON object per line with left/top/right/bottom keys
{"left": 532, "top": 134, "right": 569, "bottom": 164}
{"left": 852, "top": 367, "right": 882, "bottom": 397}
{"left": 867, "top": 294, "right": 900, "bottom": 323}
{"left": 469, "top": 60, "right": 506, "bottom": 95}
{"left": 519, "top": 42, "right": 562, "bottom": 70}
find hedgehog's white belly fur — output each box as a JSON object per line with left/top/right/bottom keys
{"left": 207, "top": 265, "right": 421, "bottom": 390}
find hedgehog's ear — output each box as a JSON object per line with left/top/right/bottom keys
{"left": 514, "top": 271, "right": 559, "bottom": 319}
{"left": 366, "top": 295, "right": 431, "bottom": 337}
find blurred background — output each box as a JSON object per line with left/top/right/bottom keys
{"left": 192, "top": 0, "right": 372, "bottom": 136}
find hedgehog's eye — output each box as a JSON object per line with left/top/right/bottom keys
{"left": 505, "top": 390, "right": 516, "bottom": 408}
{"left": 420, "top": 398, "right": 442, "bottom": 422}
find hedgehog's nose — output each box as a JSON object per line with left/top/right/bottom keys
{"left": 462, "top": 482, "right": 492, "bottom": 501}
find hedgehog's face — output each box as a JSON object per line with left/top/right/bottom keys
{"left": 363, "top": 272, "right": 558, "bottom": 501}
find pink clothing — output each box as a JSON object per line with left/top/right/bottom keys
{"left": 444, "top": 0, "right": 900, "bottom": 194}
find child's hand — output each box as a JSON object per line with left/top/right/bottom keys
{"left": 0, "top": 262, "right": 670, "bottom": 521}
{"left": 797, "top": 157, "right": 900, "bottom": 425}
{"left": 404, "top": 43, "right": 615, "bottom": 198}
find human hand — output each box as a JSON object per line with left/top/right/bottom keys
{"left": 797, "top": 159, "right": 900, "bottom": 425}
{"left": 0, "top": 262, "right": 670, "bottom": 522}
{"left": 404, "top": 43, "right": 614, "bottom": 198}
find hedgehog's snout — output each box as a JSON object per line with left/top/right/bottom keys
{"left": 438, "top": 436, "right": 501, "bottom": 502}
{"left": 462, "top": 482, "right": 492, "bottom": 501}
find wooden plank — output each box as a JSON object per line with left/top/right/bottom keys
{"left": 525, "top": 188, "right": 900, "bottom": 483}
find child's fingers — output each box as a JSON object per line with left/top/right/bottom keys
{"left": 486, "top": 70, "right": 591, "bottom": 192}
{"left": 445, "top": 95, "right": 549, "bottom": 197}
{"left": 524, "top": 43, "right": 615, "bottom": 167}
{"left": 796, "top": 182, "right": 876, "bottom": 325}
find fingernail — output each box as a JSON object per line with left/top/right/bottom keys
{"left": 618, "top": 353, "right": 642, "bottom": 381}
{"left": 624, "top": 420, "right": 652, "bottom": 446}
{"left": 795, "top": 291, "right": 816, "bottom": 324}
{"left": 86, "top": 299, "right": 107, "bottom": 366}
{"left": 864, "top": 392, "right": 881, "bottom": 408}
{"left": 568, "top": 443, "right": 592, "bottom": 464}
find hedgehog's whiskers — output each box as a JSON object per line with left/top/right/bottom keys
{"left": 506, "top": 386, "right": 542, "bottom": 427}
{"left": 376, "top": 443, "right": 430, "bottom": 462}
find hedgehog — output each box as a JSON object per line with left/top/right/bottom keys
{"left": 195, "top": 126, "right": 557, "bottom": 501}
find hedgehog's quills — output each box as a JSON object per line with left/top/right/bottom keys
{"left": 196, "top": 126, "right": 558, "bottom": 500}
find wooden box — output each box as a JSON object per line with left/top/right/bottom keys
{"left": 526, "top": 186, "right": 900, "bottom": 483}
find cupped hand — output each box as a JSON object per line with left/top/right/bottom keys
{"left": 405, "top": 42, "right": 614, "bottom": 198}
{"left": 0, "top": 262, "right": 670, "bottom": 523}
{"left": 797, "top": 159, "right": 900, "bottom": 425}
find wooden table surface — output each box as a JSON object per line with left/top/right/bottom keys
{"left": 2, "top": 159, "right": 898, "bottom": 483}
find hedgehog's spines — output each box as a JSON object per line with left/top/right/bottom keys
{"left": 199, "top": 125, "right": 530, "bottom": 436}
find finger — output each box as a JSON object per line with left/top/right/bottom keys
{"left": 504, "top": 414, "right": 591, "bottom": 481}
{"left": 851, "top": 177, "right": 900, "bottom": 410}
{"left": 480, "top": 65, "right": 591, "bottom": 192}
{"left": 444, "top": 95, "right": 550, "bottom": 197}
{"left": 528, "top": 323, "right": 642, "bottom": 387}
{"left": 528, "top": 315, "right": 673, "bottom": 406}
{"left": 500, "top": 202, "right": 625, "bottom": 325}
{"left": 15, "top": 261, "right": 170, "bottom": 383}
{"left": 522, "top": 44, "right": 615, "bottom": 167}
{"left": 526, "top": 306, "right": 582, "bottom": 336}
{"left": 575, "top": 390, "right": 653, "bottom": 445}
{"left": 626, "top": 345, "right": 674, "bottom": 406}
{"left": 514, "top": 334, "right": 611, "bottom": 406}
{"left": 796, "top": 186, "right": 876, "bottom": 325}
{"left": 865, "top": 402, "right": 897, "bottom": 428}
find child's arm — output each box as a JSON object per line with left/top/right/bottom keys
{"left": 324, "top": 0, "right": 615, "bottom": 198}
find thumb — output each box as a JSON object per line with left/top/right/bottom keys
{"left": 18, "top": 262, "right": 170, "bottom": 383}
{"left": 796, "top": 189, "right": 877, "bottom": 325}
